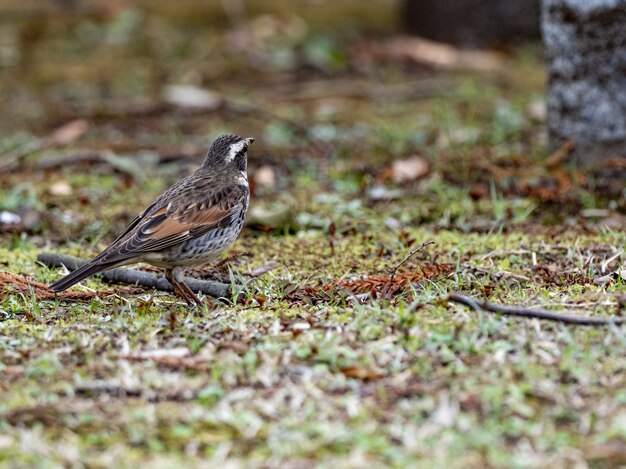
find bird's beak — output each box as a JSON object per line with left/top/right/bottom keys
{"left": 244, "top": 137, "right": 255, "bottom": 146}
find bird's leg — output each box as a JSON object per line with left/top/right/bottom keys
{"left": 174, "top": 279, "right": 197, "bottom": 306}
{"left": 170, "top": 267, "right": 202, "bottom": 306}
{"left": 177, "top": 279, "right": 203, "bottom": 306}
{"left": 165, "top": 268, "right": 195, "bottom": 305}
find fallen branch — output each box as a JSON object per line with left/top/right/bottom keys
{"left": 0, "top": 120, "right": 88, "bottom": 172}
{"left": 247, "top": 261, "right": 278, "bottom": 278}
{"left": 0, "top": 140, "right": 44, "bottom": 172}
{"left": 256, "top": 77, "right": 452, "bottom": 102}
{"left": 31, "top": 149, "right": 200, "bottom": 172}
{"left": 448, "top": 293, "right": 626, "bottom": 326}
{"left": 37, "top": 252, "right": 230, "bottom": 298}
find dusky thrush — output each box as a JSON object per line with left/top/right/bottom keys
{"left": 49, "top": 134, "right": 253, "bottom": 305}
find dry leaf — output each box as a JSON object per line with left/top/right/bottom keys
{"left": 527, "top": 99, "right": 546, "bottom": 122}
{"left": 254, "top": 166, "right": 276, "bottom": 188}
{"left": 385, "top": 36, "right": 504, "bottom": 72}
{"left": 392, "top": 156, "right": 430, "bottom": 183}
{"left": 341, "top": 365, "right": 383, "bottom": 381}
{"left": 297, "top": 264, "right": 453, "bottom": 300}
{"left": 0, "top": 271, "right": 139, "bottom": 301}
{"left": 46, "top": 119, "right": 89, "bottom": 146}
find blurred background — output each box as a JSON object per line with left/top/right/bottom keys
{"left": 3, "top": 3, "right": 626, "bottom": 466}
{"left": 0, "top": 0, "right": 622, "bottom": 245}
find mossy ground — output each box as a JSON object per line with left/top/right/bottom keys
{"left": 1, "top": 1, "right": 626, "bottom": 467}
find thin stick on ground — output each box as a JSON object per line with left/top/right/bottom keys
{"left": 448, "top": 292, "right": 626, "bottom": 326}
{"left": 384, "top": 241, "right": 435, "bottom": 297}
{"left": 0, "top": 141, "right": 44, "bottom": 172}
{"left": 0, "top": 119, "right": 88, "bottom": 172}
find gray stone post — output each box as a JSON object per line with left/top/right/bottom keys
{"left": 542, "top": 0, "right": 626, "bottom": 164}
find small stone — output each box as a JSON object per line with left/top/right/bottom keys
{"left": 49, "top": 180, "right": 73, "bottom": 196}
{"left": 0, "top": 211, "right": 20, "bottom": 224}
{"left": 162, "top": 85, "right": 222, "bottom": 109}
{"left": 367, "top": 185, "right": 404, "bottom": 201}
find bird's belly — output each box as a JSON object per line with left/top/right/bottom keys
{"left": 161, "top": 218, "right": 245, "bottom": 267}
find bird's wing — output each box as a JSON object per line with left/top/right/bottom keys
{"left": 108, "top": 201, "right": 158, "bottom": 246}
{"left": 108, "top": 172, "right": 201, "bottom": 246}
{"left": 95, "top": 183, "right": 248, "bottom": 265}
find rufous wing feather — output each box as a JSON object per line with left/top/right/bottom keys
{"left": 93, "top": 185, "right": 247, "bottom": 265}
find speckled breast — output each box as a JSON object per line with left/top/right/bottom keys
{"left": 163, "top": 198, "right": 248, "bottom": 266}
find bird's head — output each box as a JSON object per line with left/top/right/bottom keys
{"left": 203, "top": 134, "right": 254, "bottom": 172}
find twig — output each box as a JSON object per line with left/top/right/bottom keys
{"left": 0, "top": 141, "right": 45, "bottom": 172}
{"left": 37, "top": 252, "right": 230, "bottom": 298}
{"left": 0, "top": 119, "right": 88, "bottom": 172}
{"left": 448, "top": 293, "right": 626, "bottom": 326}
{"left": 73, "top": 381, "right": 197, "bottom": 402}
{"left": 464, "top": 265, "right": 531, "bottom": 282}
{"left": 479, "top": 249, "right": 532, "bottom": 260}
{"left": 247, "top": 261, "right": 278, "bottom": 278}
{"left": 253, "top": 77, "right": 453, "bottom": 102}
{"left": 545, "top": 140, "right": 575, "bottom": 168}
{"left": 30, "top": 151, "right": 110, "bottom": 170}
{"left": 384, "top": 241, "right": 435, "bottom": 297}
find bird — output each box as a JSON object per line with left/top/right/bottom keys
{"left": 49, "top": 134, "right": 253, "bottom": 305}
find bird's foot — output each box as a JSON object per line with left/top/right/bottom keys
{"left": 170, "top": 279, "right": 202, "bottom": 306}
{"left": 178, "top": 280, "right": 203, "bottom": 306}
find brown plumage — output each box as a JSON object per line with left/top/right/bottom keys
{"left": 49, "top": 134, "right": 253, "bottom": 305}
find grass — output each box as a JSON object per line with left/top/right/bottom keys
{"left": 2, "top": 220, "right": 626, "bottom": 467}
{"left": 1, "top": 1, "right": 626, "bottom": 467}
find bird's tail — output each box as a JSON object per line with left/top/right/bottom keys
{"left": 48, "top": 261, "right": 111, "bottom": 292}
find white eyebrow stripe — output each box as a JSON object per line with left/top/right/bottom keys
{"left": 225, "top": 141, "right": 245, "bottom": 162}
